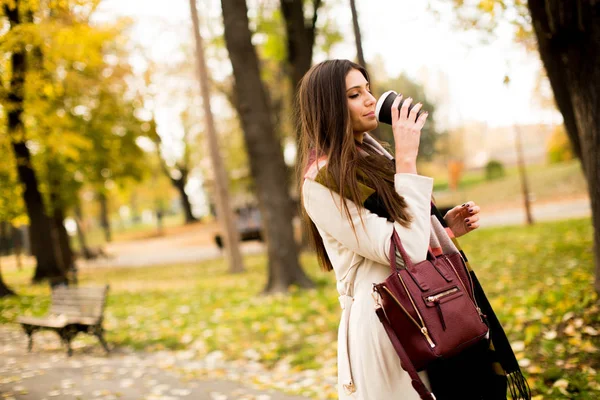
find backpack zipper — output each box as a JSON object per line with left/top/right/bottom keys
{"left": 443, "top": 255, "right": 486, "bottom": 320}
{"left": 381, "top": 285, "right": 436, "bottom": 349}
{"left": 425, "top": 287, "right": 458, "bottom": 303}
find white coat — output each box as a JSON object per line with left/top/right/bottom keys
{"left": 302, "top": 137, "right": 434, "bottom": 399}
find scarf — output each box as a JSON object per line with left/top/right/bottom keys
{"left": 304, "top": 133, "right": 531, "bottom": 400}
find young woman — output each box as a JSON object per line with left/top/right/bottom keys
{"left": 296, "top": 60, "right": 529, "bottom": 399}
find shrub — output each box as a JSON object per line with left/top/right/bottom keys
{"left": 485, "top": 160, "right": 505, "bottom": 181}
{"left": 547, "top": 125, "right": 574, "bottom": 163}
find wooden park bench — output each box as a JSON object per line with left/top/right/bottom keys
{"left": 17, "top": 285, "right": 110, "bottom": 356}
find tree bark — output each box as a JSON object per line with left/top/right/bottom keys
{"left": 280, "top": 0, "right": 322, "bottom": 93}
{"left": 156, "top": 208, "right": 164, "bottom": 235}
{"left": 0, "top": 221, "right": 8, "bottom": 256}
{"left": 52, "top": 207, "right": 74, "bottom": 276}
{"left": 348, "top": 0, "right": 379, "bottom": 138}
{"left": 513, "top": 125, "right": 534, "bottom": 225}
{"left": 528, "top": 1, "right": 585, "bottom": 169}
{"left": 74, "top": 203, "right": 93, "bottom": 259}
{"left": 221, "top": 0, "right": 314, "bottom": 292}
{"left": 12, "top": 225, "right": 23, "bottom": 270}
{"left": 279, "top": 0, "right": 322, "bottom": 252}
{"left": 47, "top": 158, "right": 74, "bottom": 281}
{"left": 349, "top": 0, "right": 366, "bottom": 68}
{"left": 174, "top": 178, "right": 198, "bottom": 224}
{"left": 130, "top": 193, "right": 141, "bottom": 224}
{"left": 0, "top": 260, "right": 16, "bottom": 298}
{"left": 152, "top": 119, "right": 198, "bottom": 225}
{"left": 5, "top": 2, "right": 65, "bottom": 285}
{"left": 528, "top": 0, "right": 600, "bottom": 294}
{"left": 189, "top": 0, "right": 244, "bottom": 273}
{"left": 98, "top": 191, "right": 112, "bottom": 243}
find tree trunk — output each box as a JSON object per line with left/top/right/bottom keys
{"left": 98, "top": 192, "right": 112, "bottom": 243}
{"left": 156, "top": 208, "right": 164, "bottom": 235}
{"left": 0, "top": 259, "right": 16, "bottom": 298}
{"left": 47, "top": 159, "right": 73, "bottom": 281}
{"left": 0, "top": 221, "right": 8, "bottom": 256}
{"left": 130, "top": 193, "right": 141, "bottom": 224}
{"left": 349, "top": 0, "right": 366, "bottom": 68}
{"left": 174, "top": 179, "right": 198, "bottom": 224}
{"left": 348, "top": 0, "right": 379, "bottom": 137}
{"left": 5, "top": 2, "right": 65, "bottom": 285}
{"left": 280, "top": 0, "right": 322, "bottom": 93}
{"left": 152, "top": 123, "right": 198, "bottom": 225}
{"left": 12, "top": 225, "right": 23, "bottom": 270}
{"left": 221, "top": 0, "right": 314, "bottom": 292}
{"left": 189, "top": 0, "right": 244, "bottom": 274}
{"left": 513, "top": 125, "right": 534, "bottom": 225}
{"left": 279, "top": 0, "right": 322, "bottom": 252}
{"left": 74, "top": 203, "right": 93, "bottom": 259}
{"left": 528, "top": 1, "right": 585, "bottom": 168}
{"left": 528, "top": 0, "right": 600, "bottom": 294}
{"left": 53, "top": 208, "right": 74, "bottom": 276}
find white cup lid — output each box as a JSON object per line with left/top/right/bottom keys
{"left": 375, "top": 90, "right": 398, "bottom": 122}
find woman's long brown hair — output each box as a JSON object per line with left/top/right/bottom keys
{"left": 295, "top": 59, "right": 412, "bottom": 272}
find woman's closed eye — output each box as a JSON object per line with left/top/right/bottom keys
{"left": 348, "top": 88, "right": 372, "bottom": 99}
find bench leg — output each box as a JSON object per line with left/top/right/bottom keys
{"left": 94, "top": 326, "right": 110, "bottom": 354}
{"left": 21, "top": 325, "right": 35, "bottom": 352}
{"left": 57, "top": 328, "right": 75, "bottom": 357}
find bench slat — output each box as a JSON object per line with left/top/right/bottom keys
{"left": 18, "top": 315, "right": 100, "bottom": 327}
{"left": 52, "top": 305, "right": 102, "bottom": 312}
{"left": 52, "top": 285, "right": 107, "bottom": 293}
{"left": 52, "top": 287, "right": 107, "bottom": 296}
{"left": 20, "top": 285, "right": 108, "bottom": 324}
{"left": 50, "top": 307, "right": 102, "bottom": 317}
{"left": 51, "top": 298, "right": 105, "bottom": 306}
{"left": 52, "top": 293, "right": 106, "bottom": 301}
{"left": 18, "top": 316, "right": 69, "bottom": 328}
{"left": 50, "top": 285, "right": 108, "bottom": 320}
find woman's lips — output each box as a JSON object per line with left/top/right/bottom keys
{"left": 364, "top": 111, "right": 375, "bottom": 118}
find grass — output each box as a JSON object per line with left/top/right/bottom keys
{"left": 1, "top": 218, "right": 598, "bottom": 399}
{"left": 432, "top": 161, "right": 588, "bottom": 210}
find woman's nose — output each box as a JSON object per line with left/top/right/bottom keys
{"left": 365, "top": 92, "right": 376, "bottom": 105}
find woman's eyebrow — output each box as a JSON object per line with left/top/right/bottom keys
{"left": 346, "top": 83, "right": 370, "bottom": 92}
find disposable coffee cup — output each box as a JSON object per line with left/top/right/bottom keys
{"left": 375, "top": 90, "right": 424, "bottom": 125}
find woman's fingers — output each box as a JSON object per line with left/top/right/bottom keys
{"left": 391, "top": 94, "right": 402, "bottom": 124}
{"left": 461, "top": 202, "right": 480, "bottom": 216}
{"left": 409, "top": 102, "right": 423, "bottom": 122}
{"left": 469, "top": 205, "right": 481, "bottom": 215}
{"left": 465, "top": 215, "right": 479, "bottom": 224}
{"left": 461, "top": 201, "right": 475, "bottom": 208}
{"left": 467, "top": 222, "right": 480, "bottom": 230}
{"left": 415, "top": 109, "right": 429, "bottom": 130}
{"left": 399, "top": 97, "right": 413, "bottom": 120}
{"left": 392, "top": 94, "right": 427, "bottom": 126}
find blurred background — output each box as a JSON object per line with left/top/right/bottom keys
{"left": 0, "top": 1, "right": 598, "bottom": 399}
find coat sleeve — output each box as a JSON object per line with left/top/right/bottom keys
{"left": 302, "top": 174, "right": 433, "bottom": 265}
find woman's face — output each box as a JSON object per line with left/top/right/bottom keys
{"left": 345, "top": 68, "right": 378, "bottom": 135}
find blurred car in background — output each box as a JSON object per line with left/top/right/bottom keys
{"left": 214, "top": 205, "right": 263, "bottom": 249}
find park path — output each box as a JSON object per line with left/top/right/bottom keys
{"left": 0, "top": 327, "right": 310, "bottom": 400}
{"left": 479, "top": 196, "right": 590, "bottom": 228}
{"left": 80, "top": 197, "right": 591, "bottom": 269}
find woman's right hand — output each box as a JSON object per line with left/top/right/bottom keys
{"left": 391, "top": 94, "right": 428, "bottom": 174}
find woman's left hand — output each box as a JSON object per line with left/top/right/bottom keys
{"left": 444, "top": 201, "right": 480, "bottom": 238}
